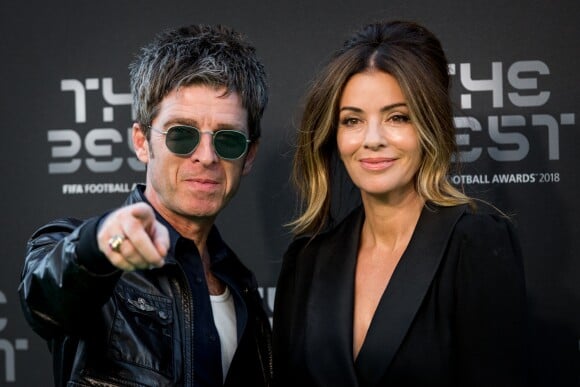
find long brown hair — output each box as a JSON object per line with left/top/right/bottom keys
{"left": 290, "top": 20, "right": 473, "bottom": 236}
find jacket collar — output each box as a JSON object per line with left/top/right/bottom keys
{"left": 304, "top": 208, "right": 364, "bottom": 386}
{"left": 125, "top": 184, "right": 257, "bottom": 338}
{"left": 304, "top": 204, "right": 466, "bottom": 386}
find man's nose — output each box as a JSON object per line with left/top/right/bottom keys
{"left": 191, "top": 131, "right": 218, "bottom": 163}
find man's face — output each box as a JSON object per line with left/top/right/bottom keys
{"left": 133, "top": 84, "right": 257, "bottom": 226}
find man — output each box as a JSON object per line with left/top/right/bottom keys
{"left": 19, "top": 24, "right": 271, "bottom": 386}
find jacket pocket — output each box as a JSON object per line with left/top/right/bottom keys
{"left": 109, "top": 285, "right": 175, "bottom": 378}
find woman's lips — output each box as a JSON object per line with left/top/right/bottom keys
{"left": 359, "top": 157, "right": 396, "bottom": 171}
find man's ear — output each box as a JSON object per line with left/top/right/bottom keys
{"left": 242, "top": 140, "right": 259, "bottom": 175}
{"left": 132, "top": 123, "right": 150, "bottom": 163}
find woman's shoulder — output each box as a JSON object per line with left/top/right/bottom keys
{"left": 297, "top": 205, "right": 362, "bottom": 241}
{"left": 454, "top": 202, "right": 516, "bottom": 235}
{"left": 442, "top": 203, "right": 522, "bottom": 256}
{"left": 283, "top": 206, "right": 364, "bottom": 262}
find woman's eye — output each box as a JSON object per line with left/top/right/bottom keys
{"left": 389, "top": 114, "right": 411, "bottom": 124}
{"left": 340, "top": 117, "right": 360, "bottom": 126}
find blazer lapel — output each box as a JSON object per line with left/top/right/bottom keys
{"left": 305, "top": 208, "right": 365, "bottom": 387}
{"left": 354, "top": 204, "right": 466, "bottom": 386}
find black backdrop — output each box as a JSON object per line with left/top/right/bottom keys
{"left": 1, "top": 1, "right": 578, "bottom": 385}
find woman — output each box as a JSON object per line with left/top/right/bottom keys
{"left": 273, "top": 20, "right": 528, "bottom": 386}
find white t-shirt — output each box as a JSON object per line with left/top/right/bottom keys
{"left": 210, "top": 286, "right": 238, "bottom": 382}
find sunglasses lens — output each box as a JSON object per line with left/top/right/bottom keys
{"left": 165, "top": 126, "right": 199, "bottom": 155}
{"left": 214, "top": 131, "right": 248, "bottom": 159}
{"left": 162, "top": 126, "right": 248, "bottom": 159}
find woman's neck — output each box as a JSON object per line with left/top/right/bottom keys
{"left": 360, "top": 191, "right": 425, "bottom": 251}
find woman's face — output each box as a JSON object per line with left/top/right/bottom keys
{"left": 336, "top": 70, "right": 422, "bottom": 202}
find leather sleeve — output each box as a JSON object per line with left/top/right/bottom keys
{"left": 18, "top": 216, "right": 122, "bottom": 339}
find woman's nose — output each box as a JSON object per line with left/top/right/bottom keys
{"left": 363, "top": 120, "right": 387, "bottom": 150}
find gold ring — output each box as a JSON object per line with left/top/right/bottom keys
{"left": 108, "top": 234, "right": 125, "bottom": 253}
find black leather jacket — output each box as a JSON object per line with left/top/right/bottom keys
{"left": 18, "top": 187, "right": 272, "bottom": 386}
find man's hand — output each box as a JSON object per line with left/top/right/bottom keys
{"left": 97, "top": 202, "right": 170, "bottom": 271}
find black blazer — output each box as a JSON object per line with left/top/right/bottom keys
{"left": 272, "top": 204, "right": 528, "bottom": 387}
